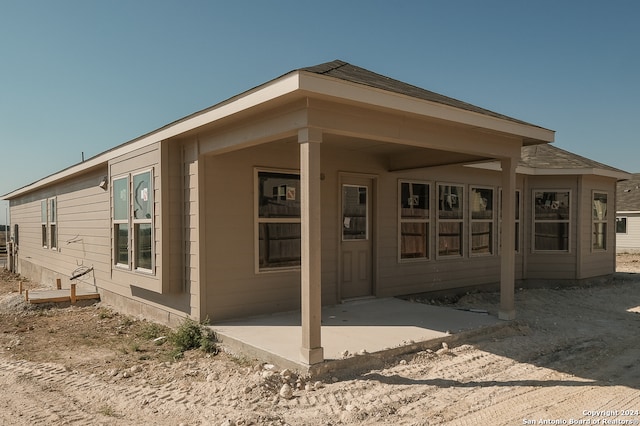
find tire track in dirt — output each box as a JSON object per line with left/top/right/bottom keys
{"left": 0, "top": 359, "right": 230, "bottom": 425}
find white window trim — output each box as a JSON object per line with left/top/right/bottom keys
{"left": 436, "top": 182, "right": 465, "bottom": 259}
{"left": 398, "top": 179, "right": 431, "bottom": 263}
{"left": 132, "top": 169, "right": 154, "bottom": 273}
{"left": 111, "top": 169, "right": 155, "bottom": 274}
{"left": 113, "top": 175, "right": 130, "bottom": 269}
{"left": 49, "top": 197, "right": 58, "bottom": 251}
{"left": 254, "top": 167, "right": 301, "bottom": 274}
{"left": 41, "top": 200, "right": 48, "bottom": 249}
{"left": 532, "top": 189, "right": 572, "bottom": 253}
{"left": 592, "top": 190, "right": 608, "bottom": 252}
{"left": 469, "top": 185, "right": 495, "bottom": 257}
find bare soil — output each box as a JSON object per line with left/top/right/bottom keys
{"left": 1, "top": 257, "right": 640, "bottom": 425}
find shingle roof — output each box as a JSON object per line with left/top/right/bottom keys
{"left": 519, "top": 144, "right": 627, "bottom": 173}
{"left": 617, "top": 173, "right": 640, "bottom": 211}
{"left": 300, "top": 60, "right": 542, "bottom": 129}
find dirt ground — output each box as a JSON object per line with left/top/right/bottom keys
{"left": 1, "top": 256, "right": 640, "bottom": 425}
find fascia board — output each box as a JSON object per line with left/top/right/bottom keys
{"left": 617, "top": 211, "right": 640, "bottom": 214}
{"left": 3, "top": 73, "right": 303, "bottom": 200}
{"left": 298, "top": 73, "right": 555, "bottom": 143}
{"left": 466, "top": 162, "right": 630, "bottom": 180}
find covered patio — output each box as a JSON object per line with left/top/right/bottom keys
{"left": 213, "top": 297, "right": 503, "bottom": 375}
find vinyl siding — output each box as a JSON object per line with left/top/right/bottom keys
{"left": 11, "top": 167, "right": 110, "bottom": 286}
{"left": 200, "top": 140, "right": 528, "bottom": 321}
{"left": 616, "top": 213, "right": 640, "bottom": 253}
{"left": 577, "top": 175, "right": 616, "bottom": 278}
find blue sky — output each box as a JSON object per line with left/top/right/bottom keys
{"left": 1, "top": 0, "right": 639, "bottom": 224}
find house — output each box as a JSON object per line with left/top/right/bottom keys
{"left": 616, "top": 173, "right": 640, "bottom": 253}
{"left": 2, "top": 60, "right": 629, "bottom": 365}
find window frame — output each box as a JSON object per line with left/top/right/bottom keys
{"left": 437, "top": 183, "right": 465, "bottom": 258}
{"left": 254, "top": 167, "right": 302, "bottom": 273}
{"left": 41, "top": 200, "right": 48, "bottom": 248}
{"left": 49, "top": 197, "right": 57, "bottom": 250}
{"left": 398, "top": 180, "right": 431, "bottom": 262}
{"left": 532, "top": 189, "right": 571, "bottom": 253}
{"left": 592, "top": 191, "right": 608, "bottom": 252}
{"left": 132, "top": 170, "right": 154, "bottom": 272}
{"left": 113, "top": 175, "right": 130, "bottom": 269}
{"left": 469, "top": 185, "right": 495, "bottom": 257}
{"left": 111, "top": 169, "right": 155, "bottom": 274}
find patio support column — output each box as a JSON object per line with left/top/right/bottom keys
{"left": 299, "top": 127, "right": 324, "bottom": 365}
{"left": 499, "top": 156, "right": 517, "bottom": 320}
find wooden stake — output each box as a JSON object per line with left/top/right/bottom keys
{"left": 56, "top": 278, "right": 61, "bottom": 290}
{"left": 25, "top": 289, "right": 29, "bottom": 301}
{"left": 19, "top": 281, "right": 23, "bottom": 295}
{"left": 70, "top": 283, "right": 76, "bottom": 304}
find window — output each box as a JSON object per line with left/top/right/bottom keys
{"left": 41, "top": 200, "right": 48, "bottom": 248}
{"left": 438, "top": 184, "right": 464, "bottom": 257}
{"left": 533, "top": 190, "right": 570, "bottom": 251}
{"left": 616, "top": 217, "right": 628, "bottom": 234}
{"left": 343, "top": 185, "right": 368, "bottom": 241}
{"left": 399, "top": 181, "right": 430, "bottom": 260}
{"left": 40, "top": 198, "right": 57, "bottom": 250}
{"left": 112, "top": 170, "right": 154, "bottom": 272}
{"left": 133, "top": 171, "right": 153, "bottom": 271}
{"left": 49, "top": 198, "right": 57, "bottom": 250}
{"left": 256, "top": 170, "right": 301, "bottom": 271}
{"left": 592, "top": 192, "right": 607, "bottom": 250}
{"left": 470, "top": 187, "right": 494, "bottom": 255}
{"left": 113, "top": 176, "right": 129, "bottom": 267}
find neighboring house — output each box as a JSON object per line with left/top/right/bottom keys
{"left": 2, "top": 60, "right": 629, "bottom": 365}
{"left": 616, "top": 173, "right": 640, "bottom": 253}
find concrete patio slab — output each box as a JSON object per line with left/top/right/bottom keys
{"left": 213, "top": 297, "right": 504, "bottom": 376}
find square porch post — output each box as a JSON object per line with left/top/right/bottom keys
{"left": 499, "top": 156, "right": 517, "bottom": 320}
{"left": 299, "top": 128, "right": 324, "bottom": 364}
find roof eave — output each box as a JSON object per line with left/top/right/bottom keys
{"left": 467, "top": 162, "right": 631, "bottom": 180}
{"left": 3, "top": 72, "right": 303, "bottom": 200}
{"left": 298, "top": 72, "right": 555, "bottom": 144}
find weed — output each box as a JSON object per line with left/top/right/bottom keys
{"left": 169, "top": 317, "right": 218, "bottom": 357}
{"left": 138, "top": 322, "right": 168, "bottom": 340}
{"left": 119, "top": 317, "right": 134, "bottom": 327}
{"left": 98, "top": 309, "right": 114, "bottom": 319}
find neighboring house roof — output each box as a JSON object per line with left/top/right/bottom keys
{"left": 617, "top": 173, "right": 640, "bottom": 212}
{"left": 3, "top": 59, "right": 555, "bottom": 200}
{"left": 468, "top": 144, "right": 630, "bottom": 180}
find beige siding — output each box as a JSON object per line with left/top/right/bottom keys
{"left": 200, "top": 140, "right": 528, "bottom": 321}
{"left": 11, "top": 143, "right": 193, "bottom": 326}
{"left": 11, "top": 167, "right": 110, "bottom": 286}
{"left": 577, "top": 175, "right": 616, "bottom": 277}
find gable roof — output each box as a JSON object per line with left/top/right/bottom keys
{"left": 300, "top": 60, "right": 539, "bottom": 128}
{"left": 519, "top": 144, "right": 625, "bottom": 172}
{"left": 617, "top": 173, "right": 640, "bottom": 212}
{"left": 4, "top": 59, "right": 555, "bottom": 200}
{"left": 468, "top": 144, "right": 630, "bottom": 180}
